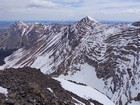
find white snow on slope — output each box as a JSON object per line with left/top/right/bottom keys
{"left": 72, "top": 97, "right": 85, "bottom": 105}
{"left": 0, "top": 86, "right": 8, "bottom": 96}
{"left": 59, "top": 63, "right": 105, "bottom": 91}
{"left": 55, "top": 78, "right": 115, "bottom": 105}
{"left": 47, "top": 88, "right": 53, "bottom": 93}
{"left": 128, "top": 101, "right": 140, "bottom": 105}
{"left": 87, "top": 16, "right": 98, "bottom": 22}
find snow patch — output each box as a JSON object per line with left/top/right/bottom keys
{"left": 55, "top": 78, "right": 115, "bottom": 105}
{"left": 59, "top": 63, "right": 105, "bottom": 92}
{"left": 72, "top": 97, "right": 85, "bottom": 105}
{"left": 0, "top": 86, "right": 8, "bottom": 96}
{"left": 128, "top": 101, "right": 140, "bottom": 105}
{"left": 47, "top": 88, "right": 53, "bottom": 93}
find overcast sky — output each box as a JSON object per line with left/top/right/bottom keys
{"left": 1, "top": 0, "right": 140, "bottom": 21}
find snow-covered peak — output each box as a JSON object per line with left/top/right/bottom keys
{"left": 15, "top": 21, "right": 28, "bottom": 28}
{"left": 81, "top": 16, "right": 98, "bottom": 23}
{"left": 78, "top": 16, "right": 98, "bottom": 26}
{"left": 87, "top": 16, "right": 98, "bottom": 22}
{"left": 15, "top": 21, "right": 24, "bottom": 25}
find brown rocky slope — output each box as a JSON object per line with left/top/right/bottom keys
{"left": 0, "top": 67, "right": 103, "bottom": 105}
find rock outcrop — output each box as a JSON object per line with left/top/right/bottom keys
{"left": 0, "top": 67, "right": 106, "bottom": 105}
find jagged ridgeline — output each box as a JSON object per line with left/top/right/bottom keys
{"left": 0, "top": 16, "right": 140, "bottom": 105}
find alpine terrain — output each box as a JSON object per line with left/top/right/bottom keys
{"left": 0, "top": 16, "right": 140, "bottom": 105}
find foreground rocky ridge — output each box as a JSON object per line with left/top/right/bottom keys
{"left": 0, "top": 67, "right": 111, "bottom": 105}
{"left": 0, "top": 17, "right": 140, "bottom": 105}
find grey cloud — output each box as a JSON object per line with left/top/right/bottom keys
{"left": 28, "top": 0, "right": 83, "bottom": 8}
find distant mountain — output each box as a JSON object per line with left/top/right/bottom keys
{"left": 0, "top": 16, "right": 140, "bottom": 105}
{"left": 0, "top": 21, "right": 75, "bottom": 27}
{"left": 132, "top": 21, "right": 140, "bottom": 27}
{"left": 0, "top": 20, "right": 132, "bottom": 27}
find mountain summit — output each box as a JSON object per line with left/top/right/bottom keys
{"left": 86, "top": 16, "right": 98, "bottom": 22}
{"left": 79, "top": 16, "right": 98, "bottom": 24}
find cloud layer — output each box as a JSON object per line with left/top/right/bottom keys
{"left": 0, "top": 0, "right": 140, "bottom": 21}
{"left": 28, "top": 0, "right": 84, "bottom": 8}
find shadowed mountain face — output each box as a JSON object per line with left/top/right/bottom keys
{"left": 0, "top": 17, "right": 140, "bottom": 105}
{"left": 0, "top": 49, "right": 17, "bottom": 65}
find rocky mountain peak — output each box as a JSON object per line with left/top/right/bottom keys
{"left": 14, "top": 21, "right": 28, "bottom": 28}
{"left": 79, "top": 16, "right": 98, "bottom": 24}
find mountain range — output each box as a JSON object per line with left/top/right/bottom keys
{"left": 0, "top": 16, "right": 140, "bottom": 105}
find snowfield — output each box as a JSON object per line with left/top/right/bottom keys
{"left": 59, "top": 63, "right": 105, "bottom": 92}
{"left": 55, "top": 78, "right": 115, "bottom": 105}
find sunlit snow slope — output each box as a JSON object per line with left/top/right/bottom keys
{"left": 55, "top": 78, "right": 115, "bottom": 105}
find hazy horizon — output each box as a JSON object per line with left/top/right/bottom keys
{"left": 0, "top": 18, "right": 136, "bottom": 22}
